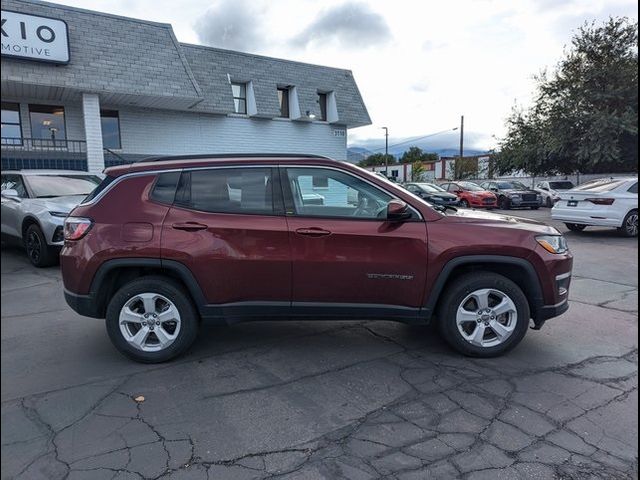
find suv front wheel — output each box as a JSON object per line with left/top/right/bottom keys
{"left": 437, "top": 272, "right": 530, "bottom": 357}
{"left": 106, "top": 276, "right": 200, "bottom": 363}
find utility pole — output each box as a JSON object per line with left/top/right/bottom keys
{"left": 459, "top": 115, "right": 464, "bottom": 160}
{"left": 382, "top": 127, "right": 389, "bottom": 176}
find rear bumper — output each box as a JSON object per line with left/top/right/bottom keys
{"left": 552, "top": 208, "right": 622, "bottom": 227}
{"left": 64, "top": 289, "right": 102, "bottom": 318}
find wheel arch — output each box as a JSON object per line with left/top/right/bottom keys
{"left": 424, "top": 255, "right": 544, "bottom": 321}
{"left": 21, "top": 215, "right": 42, "bottom": 239}
{"left": 88, "top": 259, "right": 207, "bottom": 318}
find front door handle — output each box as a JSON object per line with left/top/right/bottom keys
{"left": 295, "top": 227, "right": 332, "bottom": 237}
{"left": 172, "top": 222, "right": 208, "bottom": 231}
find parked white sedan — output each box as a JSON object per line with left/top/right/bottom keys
{"left": 552, "top": 177, "right": 638, "bottom": 237}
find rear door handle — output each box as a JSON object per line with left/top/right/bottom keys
{"left": 172, "top": 222, "right": 208, "bottom": 231}
{"left": 295, "top": 227, "right": 332, "bottom": 237}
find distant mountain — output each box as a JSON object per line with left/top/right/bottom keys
{"left": 346, "top": 146, "right": 373, "bottom": 163}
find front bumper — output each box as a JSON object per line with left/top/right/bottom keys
{"left": 531, "top": 298, "right": 569, "bottom": 329}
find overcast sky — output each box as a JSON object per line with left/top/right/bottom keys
{"left": 52, "top": 0, "right": 637, "bottom": 152}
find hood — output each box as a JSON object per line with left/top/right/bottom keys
{"left": 500, "top": 188, "right": 537, "bottom": 195}
{"left": 35, "top": 195, "right": 87, "bottom": 213}
{"left": 442, "top": 208, "right": 559, "bottom": 235}
{"left": 426, "top": 192, "right": 458, "bottom": 199}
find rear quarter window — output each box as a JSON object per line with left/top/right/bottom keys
{"left": 150, "top": 172, "right": 181, "bottom": 204}
{"left": 628, "top": 182, "right": 638, "bottom": 194}
{"left": 84, "top": 175, "right": 115, "bottom": 203}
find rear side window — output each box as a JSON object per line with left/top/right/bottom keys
{"left": 176, "top": 168, "right": 274, "bottom": 215}
{"left": 628, "top": 182, "right": 638, "bottom": 194}
{"left": 150, "top": 172, "right": 180, "bottom": 204}
{"left": 84, "top": 175, "right": 115, "bottom": 203}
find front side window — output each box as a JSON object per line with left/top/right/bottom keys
{"left": 231, "top": 83, "right": 247, "bottom": 114}
{"left": 25, "top": 174, "right": 102, "bottom": 198}
{"left": 100, "top": 110, "right": 121, "bottom": 149}
{"left": 29, "top": 105, "right": 66, "bottom": 142}
{"left": 1, "top": 174, "right": 27, "bottom": 197}
{"left": 286, "top": 167, "right": 393, "bottom": 219}
{"left": 177, "top": 168, "right": 274, "bottom": 215}
{"left": 1, "top": 103, "right": 22, "bottom": 145}
{"left": 277, "top": 87, "right": 290, "bottom": 118}
{"left": 317, "top": 93, "right": 327, "bottom": 121}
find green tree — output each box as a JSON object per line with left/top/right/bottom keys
{"left": 411, "top": 161, "right": 425, "bottom": 181}
{"left": 400, "top": 146, "right": 439, "bottom": 164}
{"left": 357, "top": 153, "right": 396, "bottom": 167}
{"left": 496, "top": 17, "right": 638, "bottom": 176}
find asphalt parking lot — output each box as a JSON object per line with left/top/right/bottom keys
{"left": 1, "top": 208, "right": 637, "bottom": 480}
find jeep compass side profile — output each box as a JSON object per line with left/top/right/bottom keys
{"left": 61, "top": 154, "right": 572, "bottom": 363}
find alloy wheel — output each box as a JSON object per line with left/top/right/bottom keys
{"left": 626, "top": 212, "right": 638, "bottom": 237}
{"left": 456, "top": 288, "right": 517, "bottom": 348}
{"left": 119, "top": 293, "right": 182, "bottom": 352}
{"left": 26, "top": 231, "right": 41, "bottom": 264}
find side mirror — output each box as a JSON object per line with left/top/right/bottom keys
{"left": 1, "top": 189, "right": 20, "bottom": 199}
{"left": 454, "top": 189, "right": 463, "bottom": 194}
{"left": 387, "top": 199, "right": 412, "bottom": 221}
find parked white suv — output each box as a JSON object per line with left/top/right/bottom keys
{"left": 1, "top": 170, "right": 102, "bottom": 266}
{"left": 552, "top": 177, "right": 638, "bottom": 237}
{"left": 535, "top": 180, "right": 575, "bottom": 207}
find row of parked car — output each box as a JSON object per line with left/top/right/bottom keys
{"left": 399, "top": 179, "right": 576, "bottom": 210}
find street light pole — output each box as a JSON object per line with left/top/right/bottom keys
{"left": 382, "top": 127, "right": 389, "bottom": 176}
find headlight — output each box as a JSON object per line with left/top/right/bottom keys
{"left": 49, "top": 211, "right": 69, "bottom": 218}
{"left": 536, "top": 195, "right": 542, "bottom": 201}
{"left": 509, "top": 194, "right": 521, "bottom": 199}
{"left": 536, "top": 235, "right": 568, "bottom": 254}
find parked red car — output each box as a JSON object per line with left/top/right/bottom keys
{"left": 62, "top": 154, "right": 572, "bottom": 363}
{"left": 439, "top": 181, "right": 497, "bottom": 208}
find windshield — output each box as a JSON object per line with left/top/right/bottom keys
{"left": 549, "top": 181, "right": 574, "bottom": 190}
{"left": 416, "top": 183, "right": 445, "bottom": 193}
{"left": 26, "top": 174, "right": 103, "bottom": 198}
{"left": 459, "top": 181, "right": 484, "bottom": 191}
{"left": 497, "top": 181, "right": 528, "bottom": 190}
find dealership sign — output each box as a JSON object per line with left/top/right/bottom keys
{"left": 1, "top": 10, "right": 70, "bottom": 64}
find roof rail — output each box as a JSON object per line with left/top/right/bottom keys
{"left": 137, "top": 153, "right": 333, "bottom": 163}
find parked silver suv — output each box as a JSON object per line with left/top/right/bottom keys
{"left": 1, "top": 170, "right": 102, "bottom": 267}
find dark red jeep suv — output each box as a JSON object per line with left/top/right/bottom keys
{"left": 61, "top": 154, "right": 572, "bottom": 363}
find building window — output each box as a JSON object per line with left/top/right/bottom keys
{"left": 318, "top": 93, "right": 327, "bottom": 121}
{"left": 100, "top": 110, "right": 121, "bottom": 149}
{"left": 1, "top": 103, "right": 22, "bottom": 145}
{"left": 277, "top": 87, "right": 290, "bottom": 118}
{"left": 231, "top": 83, "right": 247, "bottom": 114}
{"left": 29, "top": 105, "right": 66, "bottom": 143}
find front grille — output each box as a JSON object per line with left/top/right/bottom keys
{"left": 482, "top": 197, "right": 495, "bottom": 204}
{"left": 522, "top": 194, "right": 537, "bottom": 201}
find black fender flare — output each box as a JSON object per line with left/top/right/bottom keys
{"left": 423, "top": 255, "right": 544, "bottom": 320}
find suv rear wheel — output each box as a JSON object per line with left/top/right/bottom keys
{"left": 105, "top": 276, "right": 199, "bottom": 363}
{"left": 437, "top": 272, "right": 530, "bottom": 357}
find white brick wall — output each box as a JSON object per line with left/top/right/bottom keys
{"left": 113, "top": 106, "right": 348, "bottom": 160}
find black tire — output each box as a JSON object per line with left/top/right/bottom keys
{"left": 498, "top": 196, "right": 511, "bottom": 210}
{"left": 459, "top": 199, "right": 470, "bottom": 208}
{"left": 545, "top": 197, "right": 553, "bottom": 208}
{"left": 565, "top": 223, "right": 586, "bottom": 232}
{"left": 24, "top": 224, "right": 57, "bottom": 268}
{"left": 437, "top": 272, "right": 530, "bottom": 357}
{"left": 106, "top": 276, "right": 200, "bottom": 363}
{"left": 618, "top": 210, "right": 638, "bottom": 238}
{"left": 531, "top": 206, "right": 540, "bottom": 210}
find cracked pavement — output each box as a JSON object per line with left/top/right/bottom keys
{"left": 1, "top": 210, "right": 637, "bottom": 479}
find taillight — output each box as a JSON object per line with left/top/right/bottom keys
{"left": 64, "top": 217, "right": 93, "bottom": 240}
{"left": 585, "top": 198, "right": 615, "bottom": 205}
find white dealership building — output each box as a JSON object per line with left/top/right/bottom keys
{"left": 1, "top": 0, "right": 371, "bottom": 173}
